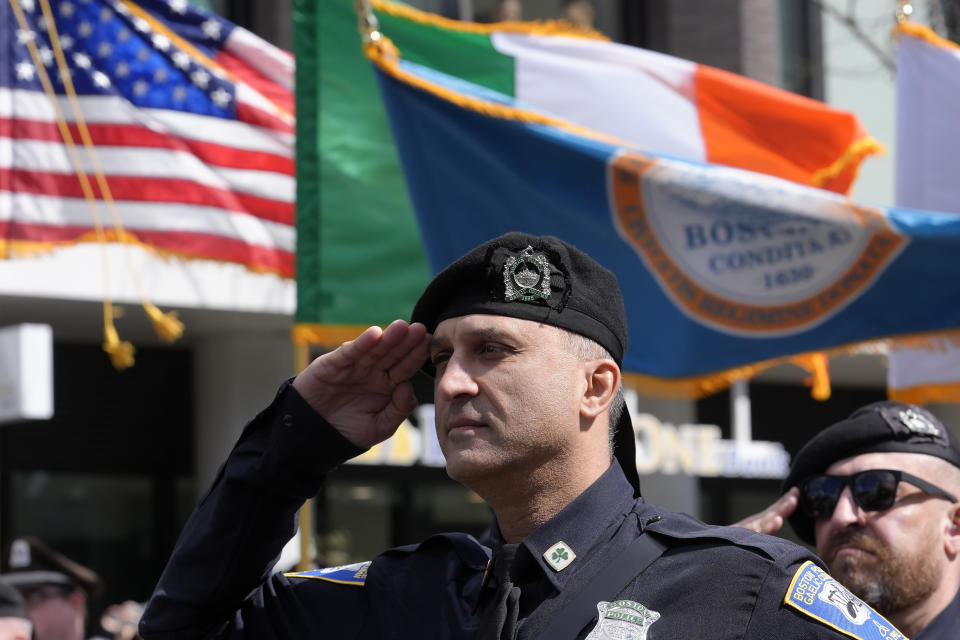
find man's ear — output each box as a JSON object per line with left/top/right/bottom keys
{"left": 946, "top": 502, "right": 960, "bottom": 558}
{"left": 580, "top": 359, "right": 620, "bottom": 419}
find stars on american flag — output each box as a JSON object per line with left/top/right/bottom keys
{"left": 7, "top": 0, "right": 237, "bottom": 118}
{"left": 15, "top": 60, "right": 35, "bottom": 81}
{"left": 190, "top": 68, "right": 210, "bottom": 89}
{"left": 37, "top": 45, "right": 54, "bottom": 66}
{"left": 73, "top": 52, "right": 92, "bottom": 69}
{"left": 211, "top": 87, "right": 231, "bottom": 108}
{"left": 151, "top": 33, "right": 171, "bottom": 51}
{"left": 200, "top": 18, "right": 221, "bottom": 40}
{"left": 171, "top": 50, "right": 190, "bottom": 69}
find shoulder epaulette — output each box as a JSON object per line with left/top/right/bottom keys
{"left": 285, "top": 560, "right": 370, "bottom": 586}
{"left": 784, "top": 561, "right": 906, "bottom": 640}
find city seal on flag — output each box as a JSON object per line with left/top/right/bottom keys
{"left": 608, "top": 151, "right": 908, "bottom": 337}
{"left": 585, "top": 599, "right": 660, "bottom": 640}
{"left": 503, "top": 246, "right": 552, "bottom": 302}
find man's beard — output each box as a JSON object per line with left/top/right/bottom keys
{"left": 823, "top": 528, "right": 941, "bottom": 617}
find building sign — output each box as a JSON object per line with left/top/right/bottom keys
{"left": 633, "top": 413, "right": 789, "bottom": 479}
{"left": 347, "top": 403, "right": 789, "bottom": 479}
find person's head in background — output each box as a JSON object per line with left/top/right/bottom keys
{"left": 0, "top": 582, "right": 32, "bottom": 640}
{"left": 0, "top": 537, "right": 103, "bottom": 640}
{"left": 561, "top": 0, "right": 594, "bottom": 29}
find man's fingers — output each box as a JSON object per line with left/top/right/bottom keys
{"left": 387, "top": 324, "right": 429, "bottom": 384}
{"left": 349, "top": 320, "right": 415, "bottom": 372}
{"left": 732, "top": 487, "right": 799, "bottom": 534}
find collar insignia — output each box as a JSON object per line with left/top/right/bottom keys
{"left": 898, "top": 409, "right": 939, "bottom": 437}
{"left": 503, "top": 246, "right": 551, "bottom": 302}
{"left": 586, "top": 600, "right": 660, "bottom": 640}
{"left": 543, "top": 541, "right": 576, "bottom": 572}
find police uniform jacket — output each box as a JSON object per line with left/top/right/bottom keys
{"left": 139, "top": 383, "right": 898, "bottom": 640}
{"left": 916, "top": 587, "right": 959, "bottom": 639}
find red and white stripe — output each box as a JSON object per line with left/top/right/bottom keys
{"left": 0, "top": 25, "right": 296, "bottom": 277}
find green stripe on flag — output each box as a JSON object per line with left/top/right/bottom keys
{"left": 294, "top": 0, "right": 431, "bottom": 328}
{"left": 375, "top": 7, "right": 515, "bottom": 96}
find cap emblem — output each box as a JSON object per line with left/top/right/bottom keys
{"left": 898, "top": 409, "right": 939, "bottom": 437}
{"left": 503, "top": 246, "right": 551, "bottom": 302}
{"left": 9, "top": 540, "right": 30, "bottom": 569}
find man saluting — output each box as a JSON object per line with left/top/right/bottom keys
{"left": 140, "top": 232, "right": 902, "bottom": 640}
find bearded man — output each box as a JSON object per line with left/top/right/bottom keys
{"left": 738, "top": 401, "right": 960, "bottom": 639}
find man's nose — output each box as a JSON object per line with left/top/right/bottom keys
{"left": 830, "top": 486, "right": 868, "bottom": 526}
{"left": 435, "top": 354, "right": 479, "bottom": 400}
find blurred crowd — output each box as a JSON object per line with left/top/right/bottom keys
{"left": 0, "top": 537, "right": 142, "bottom": 640}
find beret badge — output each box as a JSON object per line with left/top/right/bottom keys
{"left": 503, "top": 246, "right": 552, "bottom": 303}
{"left": 897, "top": 408, "right": 940, "bottom": 437}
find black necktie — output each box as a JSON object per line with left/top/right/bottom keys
{"left": 478, "top": 543, "right": 522, "bottom": 640}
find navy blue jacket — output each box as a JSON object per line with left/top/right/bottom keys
{"left": 916, "top": 587, "right": 959, "bottom": 639}
{"left": 140, "top": 382, "right": 901, "bottom": 640}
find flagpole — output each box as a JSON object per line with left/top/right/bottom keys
{"left": 295, "top": 343, "right": 314, "bottom": 571}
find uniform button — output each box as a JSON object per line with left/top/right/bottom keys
{"left": 282, "top": 414, "right": 294, "bottom": 427}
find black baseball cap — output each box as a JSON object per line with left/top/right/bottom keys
{"left": 783, "top": 401, "right": 960, "bottom": 544}
{"left": 411, "top": 232, "right": 640, "bottom": 496}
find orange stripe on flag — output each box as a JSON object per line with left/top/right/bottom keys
{"left": 694, "top": 64, "right": 880, "bottom": 194}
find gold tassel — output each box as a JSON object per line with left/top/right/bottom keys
{"left": 143, "top": 302, "right": 184, "bottom": 342}
{"left": 790, "top": 353, "right": 832, "bottom": 401}
{"left": 103, "top": 323, "right": 135, "bottom": 370}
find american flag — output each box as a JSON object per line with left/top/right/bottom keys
{"left": 0, "top": 0, "right": 295, "bottom": 277}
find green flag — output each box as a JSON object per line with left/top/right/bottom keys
{"left": 293, "top": 0, "right": 429, "bottom": 344}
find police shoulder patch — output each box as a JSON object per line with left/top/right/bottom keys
{"left": 784, "top": 561, "right": 906, "bottom": 640}
{"left": 284, "top": 561, "right": 370, "bottom": 586}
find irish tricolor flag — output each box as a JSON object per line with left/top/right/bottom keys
{"left": 371, "top": 0, "right": 880, "bottom": 193}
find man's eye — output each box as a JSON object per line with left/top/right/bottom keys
{"left": 430, "top": 352, "right": 450, "bottom": 366}
{"left": 479, "top": 342, "right": 510, "bottom": 355}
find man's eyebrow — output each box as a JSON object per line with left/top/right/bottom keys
{"left": 428, "top": 326, "right": 518, "bottom": 351}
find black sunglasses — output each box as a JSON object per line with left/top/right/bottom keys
{"left": 799, "top": 468, "right": 958, "bottom": 519}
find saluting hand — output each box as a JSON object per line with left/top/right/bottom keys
{"left": 292, "top": 320, "right": 430, "bottom": 449}
{"left": 731, "top": 487, "right": 799, "bottom": 535}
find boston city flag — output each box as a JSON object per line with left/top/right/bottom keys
{"left": 299, "top": 0, "right": 947, "bottom": 396}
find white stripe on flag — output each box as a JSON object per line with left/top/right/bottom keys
{"left": 5, "top": 138, "right": 295, "bottom": 203}
{"left": 225, "top": 26, "right": 295, "bottom": 91}
{"left": 0, "top": 88, "right": 294, "bottom": 154}
{"left": 490, "top": 32, "right": 706, "bottom": 160}
{"left": 4, "top": 190, "right": 295, "bottom": 251}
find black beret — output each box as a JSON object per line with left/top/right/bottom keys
{"left": 410, "top": 232, "right": 639, "bottom": 496}
{"left": 411, "top": 232, "right": 627, "bottom": 366}
{"left": 0, "top": 536, "right": 103, "bottom": 599}
{"left": 0, "top": 581, "right": 27, "bottom": 621}
{"left": 783, "top": 401, "right": 960, "bottom": 544}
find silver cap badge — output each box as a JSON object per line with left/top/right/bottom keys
{"left": 898, "top": 409, "right": 940, "bottom": 437}
{"left": 503, "top": 246, "right": 551, "bottom": 302}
